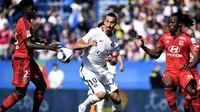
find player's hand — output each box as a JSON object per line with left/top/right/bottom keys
{"left": 119, "top": 64, "right": 124, "bottom": 72}
{"left": 105, "top": 56, "right": 112, "bottom": 62}
{"left": 88, "top": 40, "right": 97, "bottom": 47}
{"left": 105, "top": 56, "right": 117, "bottom": 65}
{"left": 49, "top": 42, "right": 62, "bottom": 51}
{"left": 135, "top": 35, "right": 144, "bottom": 47}
{"left": 180, "top": 64, "right": 190, "bottom": 71}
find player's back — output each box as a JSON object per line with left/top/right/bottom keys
{"left": 13, "top": 17, "right": 34, "bottom": 58}
{"left": 158, "top": 32, "right": 195, "bottom": 70}
{"left": 81, "top": 27, "right": 119, "bottom": 73}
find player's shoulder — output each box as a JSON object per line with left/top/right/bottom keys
{"left": 181, "top": 33, "right": 190, "bottom": 38}
{"left": 89, "top": 27, "right": 101, "bottom": 32}
{"left": 16, "top": 17, "right": 24, "bottom": 26}
{"left": 162, "top": 32, "right": 171, "bottom": 37}
{"left": 159, "top": 32, "right": 171, "bottom": 40}
{"left": 111, "top": 35, "right": 119, "bottom": 42}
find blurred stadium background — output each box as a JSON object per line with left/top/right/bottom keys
{"left": 0, "top": 0, "right": 200, "bottom": 112}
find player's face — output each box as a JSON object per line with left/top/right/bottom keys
{"left": 25, "top": 5, "right": 36, "bottom": 19}
{"left": 168, "top": 16, "right": 180, "bottom": 33}
{"left": 104, "top": 16, "right": 117, "bottom": 31}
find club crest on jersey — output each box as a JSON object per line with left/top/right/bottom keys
{"left": 178, "top": 40, "right": 184, "bottom": 46}
{"left": 179, "top": 36, "right": 186, "bottom": 40}
{"left": 111, "top": 42, "right": 115, "bottom": 47}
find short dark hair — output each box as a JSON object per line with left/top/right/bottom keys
{"left": 106, "top": 13, "right": 117, "bottom": 21}
{"left": 19, "top": 0, "right": 34, "bottom": 11}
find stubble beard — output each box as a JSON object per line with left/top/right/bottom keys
{"left": 105, "top": 30, "right": 113, "bottom": 37}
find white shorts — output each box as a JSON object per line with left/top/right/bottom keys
{"left": 80, "top": 65, "right": 118, "bottom": 95}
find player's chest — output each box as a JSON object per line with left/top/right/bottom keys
{"left": 164, "top": 36, "right": 189, "bottom": 52}
{"left": 94, "top": 37, "right": 117, "bottom": 51}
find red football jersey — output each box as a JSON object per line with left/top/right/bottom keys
{"left": 190, "top": 43, "right": 200, "bottom": 71}
{"left": 157, "top": 32, "right": 198, "bottom": 69}
{"left": 13, "top": 17, "right": 34, "bottom": 58}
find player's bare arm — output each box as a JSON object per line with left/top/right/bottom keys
{"left": 117, "top": 54, "right": 124, "bottom": 72}
{"left": 35, "top": 38, "right": 47, "bottom": 45}
{"left": 24, "top": 36, "right": 61, "bottom": 51}
{"left": 135, "top": 35, "right": 163, "bottom": 59}
{"left": 73, "top": 39, "right": 97, "bottom": 50}
{"left": 188, "top": 51, "right": 199, "bottom": 69}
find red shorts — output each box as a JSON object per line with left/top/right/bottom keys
{"left": 12, "top": 57, "right": 43, "bottom": 87}
{"left": 191, "top": 68, "right": 200, "bottom": 93}
{"left": 162, "top": 69, "right": 194, "bottom": 90}
{"left": 179, "top": 68, "right": 199, "bottom": 96}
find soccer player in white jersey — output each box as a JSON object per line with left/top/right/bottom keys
{"left": 73, "top": 13, "right": 122, "bottom": 112}
{"left": 89, "top": 22, "right": 124, "bottom": 112}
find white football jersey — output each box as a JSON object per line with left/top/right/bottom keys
{"left": 81, "top": 27, "right": 119, "bottom": 74}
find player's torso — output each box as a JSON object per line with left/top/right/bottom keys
{"left": 13, "top": 17, "right": 34, "bottom": 58}
{"left": 82, "top": 28, "right": 119, "bottom": 72}
{"left": 163, "top": 33, "right": 191, "bottom": 68}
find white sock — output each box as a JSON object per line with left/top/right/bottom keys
{"left": 82, "top": 94, "right": 100, "bottom": 106}
{"left": 112, "top": 103, "right": 122, "bottom": 112}
{"left": 96, "top": 99, "right": 105, "bottom": 112}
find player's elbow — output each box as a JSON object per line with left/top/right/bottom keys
{"left": 73, "top": 44, "right": 79, "bottom": 50}
{"left": 152, "top": 53, "right": 161, "bottom": 59}
{"left": 24, "top": 39, "right": 34, "bottom": 49}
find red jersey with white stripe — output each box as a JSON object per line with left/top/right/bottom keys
{"left": 13, "top": 17, "right": 34, "bottom": 58}
{"left": 157, "top": 32, "right": 198, "bottom": 70}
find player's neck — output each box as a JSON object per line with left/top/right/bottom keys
{"left": 171, "top": 29, "right": 182, "bottom": 38}
{"left": 101, "top": 26, "right": 113, "bottom": 37}
{"left": 22, "top": 15, "right": 31, "bottom": 21}
{"left": 105, "top": 31, "right": 113, "bottom": 37}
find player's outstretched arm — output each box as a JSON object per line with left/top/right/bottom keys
{"left": 135, "top": 35, "right": 163, "bottom": 59}
{"left": 24, "top": 37, "right": 61, "bottom": 51}
{"left": 73, "top": 40, "right": 96, "bottom": 50}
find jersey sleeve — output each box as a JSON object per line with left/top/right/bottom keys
{"left": 20, "top": 19, "right": 32, "bottom": 39}
{"left": 81, "top": 28, "right": 96, "bottom": 44}
{"left": 189, "top": 37, "right": 199, "bottom": 52}
{"left": 111, "top": 39, "right": 120, "bottom": 57}
{"left": 156, "top": 34, "right": 165, "bottom": 50}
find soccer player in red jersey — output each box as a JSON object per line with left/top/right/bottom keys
{"left": 0, "top": 0, "right": 61, "bottom": 112}
{"left": 180, "top": 20, "right": 200, "bottom": 112}
{"left": 135, "top": 13, "right": 200, "bottom": 112}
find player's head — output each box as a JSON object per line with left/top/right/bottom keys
{"left": 181, "top": 14, "right": 194, "bottom": 33}
{"left": 19, "top": 0, "right": 35, "bottom": 19}
{"left": 169, "top": 13, "right": 194, "bottom": 34}
{"left": 169, "top": 13, "right": 183, "bottom": 33}
{"left": 104, "top": 13, "right": 117, "bottom": 32}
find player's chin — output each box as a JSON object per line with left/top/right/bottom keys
{"left": 105, "top": 30, "right": 113, "bottom": 36}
